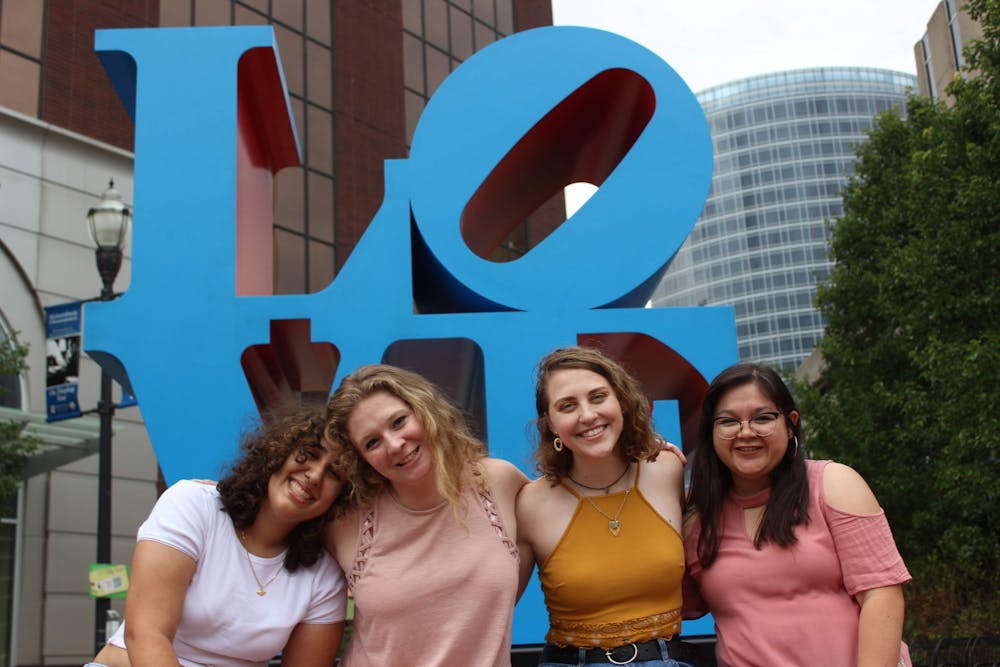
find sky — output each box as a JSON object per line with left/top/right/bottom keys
{"left": 551, "top": 0, "right": 943, "bottom": 93}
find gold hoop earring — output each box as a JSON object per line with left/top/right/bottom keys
{"left": 553, "top": 437, "right": 564, "bottom": 452}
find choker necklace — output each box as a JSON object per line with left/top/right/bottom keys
{"left": 578, "top": 466, "right": 633, "bottom": 537}
{"left": 240, "top": 530, "right": 283, "bottom": 596}
{"left": 568, "top": 462, "right": 630, "bottom": 494}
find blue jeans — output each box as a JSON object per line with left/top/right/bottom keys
{"left": 539, "top": 638, "right": 694, "bottom": 667}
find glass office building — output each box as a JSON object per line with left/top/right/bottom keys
{"left": 651, "top": 67, "right": 917, "bottom": 370}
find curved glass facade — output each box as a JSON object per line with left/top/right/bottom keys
{"left": 651, "top": 67, "right": 916, "bottom": 370}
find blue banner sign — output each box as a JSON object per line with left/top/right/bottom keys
{"left": 45, "top": 301, "right": 83, "bottom": 421}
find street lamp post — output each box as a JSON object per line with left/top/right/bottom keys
{"left": 87, "top": 180, "right": 131, "bottom": 654}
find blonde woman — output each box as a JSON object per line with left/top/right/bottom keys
{"left": 323, "top": 364, "right": 528, "bottom": 666}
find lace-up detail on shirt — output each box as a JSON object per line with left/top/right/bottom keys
{"left": 348, "top": 507, "right": 376, "bottom": 588}
{"left": 347, "top": 482, "right": 516, "bottom": 587}
{"left": 341, "top": 480, "right": 519, "bottom": 666}
{"left": 477, "top": 485, "right": 519, "bottom": 560}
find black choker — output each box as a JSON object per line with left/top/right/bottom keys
{"left": 568, "top": 462, "right": 630, "bottom": 494}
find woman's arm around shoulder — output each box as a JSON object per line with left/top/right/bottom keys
{"left": 637, "top": 449, "right": 686, "bottom": 529}
{"left": 123, "top": 540, "right": 197, "bottom": 667}
{"left": 280, "top": 621, "right": 344, "bottom": 667}
{"left": 514, "top": 478, "right": 549, "bottom": 600}
{"left": 514, "top": 476, "right": 551, "bottom": 546}
{"left": 480, "top": 457, "right": 529, "bottom": 539}
{"left": 480, "top": 457, "right": 530, "bottom": 505}
{"left": 643, "top": 447, "right": 685, "bottom": 484}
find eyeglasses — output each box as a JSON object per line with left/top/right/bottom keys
{"left": 713, "top": 411, "right": 783, "bottom": 439}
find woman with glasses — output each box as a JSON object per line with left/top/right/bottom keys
{"left": 684, "top": 362, "right": 911, "bottom": 667}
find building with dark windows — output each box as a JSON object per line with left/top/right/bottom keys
{"left": 914, "top": 0, "right": 983, "bottom": 102}
{"left": 650, "top": 68, "right": 916, "bottom": 371}
{"left": 0, "top": 2, "right": 554, "bottom": 662}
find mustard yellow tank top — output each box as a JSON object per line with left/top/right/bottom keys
{"left": 539, "top": 465, "right": 684, "bottom": 649}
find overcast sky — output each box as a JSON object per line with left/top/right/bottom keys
{"left": 551, "top": 0, "right": 943, "bottom": 93}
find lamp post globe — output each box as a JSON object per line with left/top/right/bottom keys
{"left": 87, "top": 179, "right": 131, "bottom": 300}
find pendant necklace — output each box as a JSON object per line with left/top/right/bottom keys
{"left": 568, "top": 461, "right": 630, "bottom": 494}
{"left": 577, "top": 464, "right": 632, "bottom": 536}
{"left": 240, "top": 530, "right": 283, "bottom": 596}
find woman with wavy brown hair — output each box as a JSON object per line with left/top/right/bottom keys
{"left": 90, "top": 403, "right": 354, "bottom": 667}
{"left": 323, "top": 364, "right": 528, "bottom": 667}
{"left": 517, "top": 346, "right": 692, "bottom": 667}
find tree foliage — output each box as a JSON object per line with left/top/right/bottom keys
{"left": 0, "top": 333, "right": 38, "bottom": 500}
{"left": 801, "top": 0, "right": 1000, "bottom": 639}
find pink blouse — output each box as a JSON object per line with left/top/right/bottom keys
{"left": 684, "top": 459, "right": 911, "bottom": 667}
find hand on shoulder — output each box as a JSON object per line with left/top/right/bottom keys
{"left": 654, "top": 435, "right": 687, "bottom": 465}
{"left": 822, "top": 461, "right": 881, "bottom": 515}
{"left": 645, "top": 447, "right": 685, "bottom": 479}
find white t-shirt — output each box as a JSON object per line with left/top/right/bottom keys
{"left": 109, "top": 480, "right": 347, "bottom": 666}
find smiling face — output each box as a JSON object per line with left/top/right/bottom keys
{"left": 346, "top": 390, "right": 433, "bottom": 488}
{"left": 265, "top": 439, "right": 343, "bottom": 527}
{"left": 545, "top": 368, "right": 625, "bottom": 463}
{"left": 712, "top": 381, "right": 799, "bottom": 495}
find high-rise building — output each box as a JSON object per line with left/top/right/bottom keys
{"left": 0, "top": 2, "right": 554, "bottom": 662}
{"left": 915, "top": 0, "right": 984, "bottom": 101}
{"left": 650, "top": 68, "right": 916, "bottom": 371}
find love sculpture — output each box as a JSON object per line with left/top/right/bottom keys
{"left": 85, "top": 24, "right": 734, "bottom": 641}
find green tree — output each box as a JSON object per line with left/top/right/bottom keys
{"left": 0, "top": 333, "right": 39, "bottom": 499}
{"left": 801, "top": 0, "right": 1000, "bottom": 639}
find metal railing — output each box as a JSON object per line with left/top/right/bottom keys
{"left": 909, "top": 636, "right": 1000, "bottom": 667}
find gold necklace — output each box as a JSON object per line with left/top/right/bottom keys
{"left": 240, "top": 530, "right": 283, "bottom": 596}
{"left": 577, "top": 465, "right": 632, "bottom": 536}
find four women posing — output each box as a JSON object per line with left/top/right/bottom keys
{"left": 96, "top": 348, "right": 909, "bottom": 666}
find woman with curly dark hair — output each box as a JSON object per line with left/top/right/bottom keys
{"left": 517, "top": 346, "right": 691, "bottom": 667}
{"left": 322, "top": 364, "right": 528, "bottom": 666}
{"left": 90, "top": 402, "right": 354, "bottom": 667}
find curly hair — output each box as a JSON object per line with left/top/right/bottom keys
{"left": 533, "top": 346, "right": 661, "bottom": 481}
{"left": 323, "top": 364, "right": 486, "bottom": 519}
{"left": 687, "top": 362, "right": 808, "bottom": 568}
{"left": 216, "top": 401, "right": 356, "bottom": 572}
